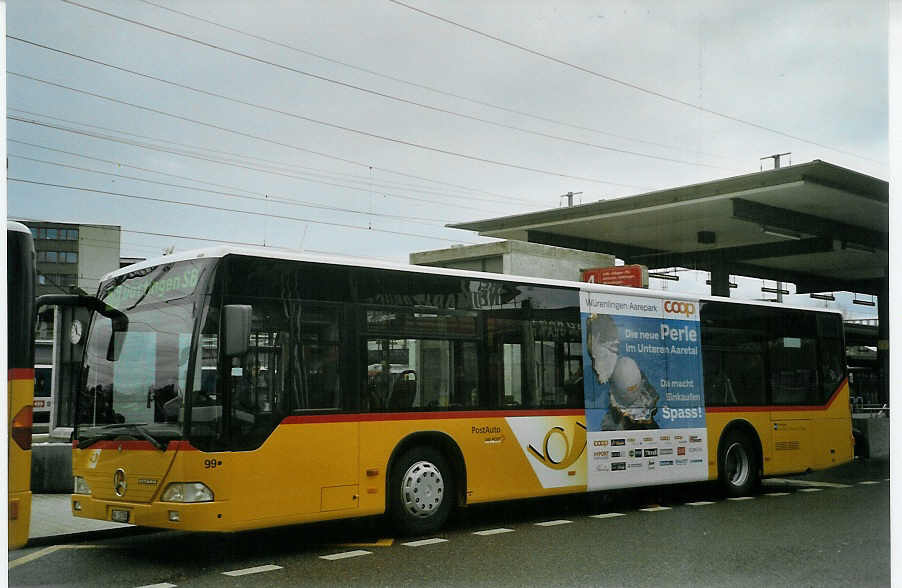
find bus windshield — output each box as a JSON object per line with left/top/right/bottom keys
{"left": 77, "top": 258, "right": 214, "bottom": 449}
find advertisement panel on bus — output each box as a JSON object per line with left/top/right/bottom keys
{"left": 580, "top": 291, "right": 707, "bottom": 490}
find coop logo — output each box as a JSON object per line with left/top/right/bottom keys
{"left": 664, "top": 300, "right": 696, "bottom": 317}
{"left": 527, "top": 422, "right": 587, "bottom": 470}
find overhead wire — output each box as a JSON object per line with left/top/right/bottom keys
{"left": 8, "top": 110, "right": 522, "bottom": 211}
{"left": 9, "top": 177, "right": 484, "bottom": 245}
{"left": 10, "top": 70, "right": 649, "bottom": 189}
{"left": 8, "top": 152, "right": 455, "bottom": 225}
{"left": 133, "top": 0, "right": 736, "bottom": 164}
{"left": 385, "top": 0, "right": 886, "bottom": 167}
{"left": 13, "top": 215, "right": 411, "bottom": 262}
{"left": 8, "top": 115, "right": 514, "bottom": 214}
{"left": 7, "top": 35, "right": 738, "bottom": 173}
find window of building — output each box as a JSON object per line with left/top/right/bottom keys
{"left": 45, "top": 251, "right": 58, "bottom": 263}
{"left": 66, "top": 229, "right": 79, "bottom": 240}
{"left": 64, "top": 252, "right": 78, "bottom": 264}
{"left": 46, "top": 228, "right": 58, "bottom": 240}
{"left": 30, "top": 228, "right": 39, "bottom": 240}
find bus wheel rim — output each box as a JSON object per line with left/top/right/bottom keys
{"left": 725, "top": 442, "right": 749, "bottom": 487}
{"left": 401, "top": 460, "right": 444, "bottom": 518}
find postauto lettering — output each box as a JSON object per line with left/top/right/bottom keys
{"left": 663, "top": 300, "right": 696, "bottom": 317}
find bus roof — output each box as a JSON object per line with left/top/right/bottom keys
{"left": 100, "top": 244, "right": 843, "bottom": 317}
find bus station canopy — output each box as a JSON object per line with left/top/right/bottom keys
{"left": 449, "top": 160, "right": 888, "bottom": 296}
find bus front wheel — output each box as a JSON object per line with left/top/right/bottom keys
{"left": 389, "top": 447, "right": 454, "bottom": 535}
{"left": 718, "top": 431, "right": 759, "bottom": 497}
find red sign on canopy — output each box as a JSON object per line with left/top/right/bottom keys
{"left": 581, "top": 265, "right": 647, "bottom": 288}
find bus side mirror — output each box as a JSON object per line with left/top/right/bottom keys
{"left": 223, "top": 305, "right": 252, "bottom": 357}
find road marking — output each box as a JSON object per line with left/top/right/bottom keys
{"left": 685, "top": 501, "right": 716, "bottom": 506}
{"left": 337, "top": 538, "right": 394, "bottom": 548}
{"left": 858, "top": 480, "right": 880, "bottom": 485}
{"left": 401, "top": 538, "right": 448, "bottom": 547}
{"left": 639, "top": 506, "right": 671, "bottom": 512}
{"left": 222, "top": 564, "right": 283, "bottom": 577}
{"left": 797, "top": 488, "right": 822, "bottom": 493}
{"left": 727, "top": 496, "right": 755, "bottom": 501}
{"left": 319, "top": 550, "right": 372, "bottom": 561}
{"left": 764, "top": 492, "right": 791, "bottom": 497}
{"left": 473, "top": 528, "right": 514, "bottom": 536}
{"left": 9, "top": 545, "right": 115, "bottom": 570}
{"left": 765, "top": 478, "right": 851, "bottom": 488}
{"left": 590, "top": 512, "right": 626, "bottom": 519}
{"left": 135, "top": 584, "right": 178, "bottom": 588}
{"left": 535, "top": 519, "right": 572, "bottom": 526}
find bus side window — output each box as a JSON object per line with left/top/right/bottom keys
{"left": 227, "top": 301, "right": 289, "bottom": 449}
{"left": 294, "top": 303, "right": 342, "bottom": 411}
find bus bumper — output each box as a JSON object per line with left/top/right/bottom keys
{"left": 9, "top": 490, "right": 32, "bottom": 549}
{"left": 71, "top": 495, "right": 229, "bottom": 532}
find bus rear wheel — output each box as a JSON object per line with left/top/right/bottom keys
{"left": 389, "top": 447, "right": 454, "bottom": 535}
{"left": 718, "top": 431, "right": 759, "bottom": 497}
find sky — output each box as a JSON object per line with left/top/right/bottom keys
{"left": 4, "top": 0, "right": 890, "bottom": 318}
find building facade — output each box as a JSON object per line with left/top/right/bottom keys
{"left": 20, "top": 221, "right": 122, "bottom": 436}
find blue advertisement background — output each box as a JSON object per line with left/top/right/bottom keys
{"left": 582, "top": 313, "right": 705, "bottom": 432}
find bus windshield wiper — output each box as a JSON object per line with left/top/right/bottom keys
{"left": 76, "top": 423, "right": 167, "bottom": 451}
{"left": 133, "top": 424, "right": 167, "bottom": 451}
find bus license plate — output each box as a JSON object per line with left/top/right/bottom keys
{"left": 111, "top": 509, "right": 130, "bottom": 523}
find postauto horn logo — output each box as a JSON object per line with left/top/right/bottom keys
{"left": 527, "top": 422, "right": 587, "bottom": 470}
{"left": 663, "top": 300, "right": 696, "bottom": 317}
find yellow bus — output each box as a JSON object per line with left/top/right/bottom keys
{"left": 7, "top": 221, "right": 36, "bottom": 549}
{"left": 67, "top": 247, "right": 853, "bottom": 535}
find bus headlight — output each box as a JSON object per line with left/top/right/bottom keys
{"left": 161, "top": 482, "right": 213, "bottom": 503}
{"left": 73, "top": 476, "right": 92, "bottom": 495}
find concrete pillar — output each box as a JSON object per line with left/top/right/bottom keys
{"left": 709, "top": 262, "right": 731, "bottom": 298}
